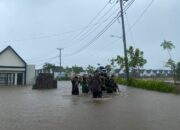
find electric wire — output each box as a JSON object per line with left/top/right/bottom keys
{"left": 66, "top": 14, "right": 120, "bottom": 56}
{"left": 128, "top": 0, "right": 154, "bottom": 31}
{"left": 2, "top": 1, "right": 111, "bottom": 44}
{"left": 78, "top": 7, "right": 120, "bottom": 41}
{"left": 25, "top": 0, "right": 135, "bottom": 63}
{"left": 28, "top": 55, "right": 59, "bottom": 63}
{"left": 125, "top": 13, "right": 135, "bottom": 47}
{"left": 77, "top": 3, "right": 118, "bottom": 40}
{"left": 77, "top": 1, "right": 131, "bottom": 42}
{"left": 70, "top": 1, "right": 111, "bottom": 41}
{"left": 78, "top": 0, "right": 134, "bottom": 42}
{"left": 66, "top": 0, "right": 135, "bottom": 56}
{"left": 3, "top": 26, "right": 90, "bottom": 43}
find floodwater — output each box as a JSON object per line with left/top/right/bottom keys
{"left": 0, "top": 81, "right": 180, "bottom": 130}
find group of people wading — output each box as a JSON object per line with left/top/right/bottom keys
{"left": 71, "top": 71, "right": 120, "bottom": 98}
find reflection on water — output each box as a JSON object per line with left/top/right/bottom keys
{"left": 0, "top": 81, "right": 180, "bottom": 130}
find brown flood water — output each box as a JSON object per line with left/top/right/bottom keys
{"left": 0, "top": 81, "right": 180, "bottom": 130}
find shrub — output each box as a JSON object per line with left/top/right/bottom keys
{"left": 116, "top": 77, "right": 175, "bottom": 93}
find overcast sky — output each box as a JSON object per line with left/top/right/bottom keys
{"left": 0, "top": 0, "right": 179, "bottom": 69}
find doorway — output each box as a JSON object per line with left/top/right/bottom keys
{"left": 17, "top": 73, "right": 23, "bottom": 85}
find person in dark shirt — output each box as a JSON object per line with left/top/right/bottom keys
{"left": 71, "top": 76, "right": 80, "bottom": 95}
{"left": 91, "top": 72, "right": 102, "bottom": 98}
{"left": 110, "top": 75, "right": 120, "bottom": 93}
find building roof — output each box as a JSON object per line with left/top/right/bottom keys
{"left": 0, "top": 46, "right": 27, "bottom": 65}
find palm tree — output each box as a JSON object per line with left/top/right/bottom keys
{"left": 160, "top": 40, "right": 175, "bottom": 58}
{"left": 43, "top": 63, "right": 55, "bottom": 73}
{"left": 161, "top": 40, "right": 176, "bottom": 83}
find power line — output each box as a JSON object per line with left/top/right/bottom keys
{"left": 64, "top": 7, "right": 120, "bottom": 50}
{"left": 27, "top": 55, "right": 59, "bottom": 63}
{"left": 78, "top": 7, "right": 119, "bottom": 42}
{"left": 60, "top": 1, "right": 118, "bottom": 49}
{"left": 92, "top": 39, "right": 120, "bottom": 55}
{"left": 74, "top": 0, "right": 135, "bottom": 43}
{"left": 24, "top": 0, "right": 135, "bottom": 63}
{"left": 124, "top": 0, "right": 135, "bottom": 9}
{"left": 65, "top": 0, "right": 135, "bottom": 56}
{"left": 111, "top": 0, "right": 153, "bottom": 46}
{"left": 77, "top": 1, "right": 131, "bottom": 42}
{"left": 3, "top": 26, "right": 90, "bottom": 43}
{"left": 128, "top": 0, "right": 154, "bottom": 31}
{"left": 36, "top": 58, "right": 58, "bottom": 67}
{"left": 66, "top": 14, "right": 120, "bottom": 56}
{"left": 77, "top": 3, "right": 118, "bottom": 40}
{"left": 125, "top": 13, "right": 135, "bottom": 47}
{"left": 2, "top": 1, "right": 110, "bottom": 44}
{"left": 28, "top": 0, "right": 135, "bottom": 62}
{"left": 70, "top": 1, "right": 111, "bottom": 41}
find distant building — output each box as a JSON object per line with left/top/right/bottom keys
{"left": 0, "top": 46, "right": 35, "bottom": 85}
{"left": 52, "top": 66, "right": 65, "bottom": 78}
{"left": 36, "top": 66, "right": 66, "bottom": 79}
{"left": 139, "top": 69, "right": 172, "bottom": 77}
{"left": 113, "top": 68, "right": 173, "bottom": 78}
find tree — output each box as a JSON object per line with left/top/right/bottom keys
{"left": 112, "top": 46, "right": 147, "bottom": 77}
{"left": 105, "top": 65, "right": 112, "bottom": 73}
{"left": 114, "top": 55, "right": 124, "bottom": 70}
{"left": 160, "top": 40, "right": 175, "bottom": 58}
{"left": 72, "top": 65, "right": 84, "bottom": 74}
{"left": 165, "top": 58, "right": 176, "bottom": 70}
{"left": 127, "top": 46, "right": 147, "bottom": 70}
{"left": 43, "top": 63, "right": 55, "bottom": 73}
{"left": 64, "top": 66, "right": 73, "bottom": 76}
{"left": 160, "top": 40, "right": 176, "bottom": 83}
{"left": 86, "top": 65, "right": 95, "bottom": 74}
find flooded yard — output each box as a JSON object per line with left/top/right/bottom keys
{"left": 0, "top": 81, "right": 180, "bottom": 130}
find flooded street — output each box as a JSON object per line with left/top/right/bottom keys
{"left": 0, "top": 81, "right": 180, "bottom": 130}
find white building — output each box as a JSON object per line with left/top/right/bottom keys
{"left": 0, "top": 46, "right": 35, "bottom": 85}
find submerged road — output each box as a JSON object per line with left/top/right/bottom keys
{"left": 0, "top": 81, "right": 180, "bottom": 130}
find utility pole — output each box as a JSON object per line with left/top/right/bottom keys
{"left": 57, "top": 48, "right": 63, "bottom": 74}
{"left": 119, "top": 0, "right": 130, "bottom": 82}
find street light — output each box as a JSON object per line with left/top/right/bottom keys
{"left": 110, "top": 33, "right": 129, "bottom": 82}
{"left": 110, "top": 35, "right": 122, "bottom": 39}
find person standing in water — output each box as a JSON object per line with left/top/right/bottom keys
{"left": 81, "top": 75, "right": 89, "bottom": 93}
{"left": 71, "top": 76, "right": 80, "bottom": 95}
{"left": 91, "top": 72, "right": 102, "bottom": 98}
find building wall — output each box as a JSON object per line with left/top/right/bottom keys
{"left": 0, "top": 71, "right": 25, "bottom": 85}
{"left": 26, "top": 65, "right": 35, "bottom": 85}
{"left": 0, "top": 68, "right": 25, "bottom": 71}
{"left": 0, "top": 48, "right": 25, "bottom": 67}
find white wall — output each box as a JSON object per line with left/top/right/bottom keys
{"left": 0, "top": 48, "right": 25, "bottom": 67}
{"left": 0, "top": 68, "right": 25, "bottom": 71}
{"left": 26, "top": 65, "right": 35, "bottom": 85}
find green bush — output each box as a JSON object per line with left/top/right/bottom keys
{"left": 116, "top": 77, "right": 175, "bottom": 93}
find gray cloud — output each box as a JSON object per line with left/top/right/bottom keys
{"left": 0, "top": 0, "right": 179, "bottom": 69}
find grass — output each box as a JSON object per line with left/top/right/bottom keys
{"left": 116, "top": 77, "right": 176, "bottom": 93}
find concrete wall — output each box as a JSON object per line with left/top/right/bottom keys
{"left": 0, "top": 68, "right": 25, "bottom": 71}
{"left": 26, "top": 65, "right": 35, "bottom": 85}
{"left": 0, "top": 48, "right": 25, "bottom": 67}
